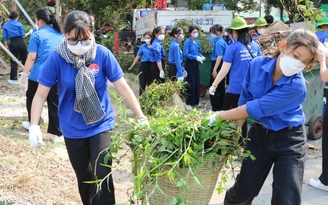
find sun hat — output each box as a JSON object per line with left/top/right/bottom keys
{"left": 229, "top": 16, "right": 250, "bottom": 30}
{"left": 317, "top": 17, "right": 328, "bottom": 27}
{"left": 254, "top": 17, "right": 268, "bottom": 27}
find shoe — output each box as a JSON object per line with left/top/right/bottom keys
{"left": 309, "top": 178, "right": 328, "bottom": 191}
{"left": 186, "top": 105, "right": 192, "bottom": 110}
{"left": 8, "top": 79, "right": 18, "bottom": 84}
{"left": 195, "top": 103, "right": 201, "bottom": 108}
{"left": 22, "top": 121, "right": 30, "bottom": 130}
{"left": 53, "top": 135, "right": 64, "bottom": 143}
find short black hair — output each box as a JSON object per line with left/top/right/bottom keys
{"left": 264, "top": 15, "right": 274, "bottom": 24}
{"left": 104, "top": 22, "right": 110, "bottom": 27}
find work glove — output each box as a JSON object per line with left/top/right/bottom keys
{"left": 177, "top": 76, "right": 184, "bottom": 81}
{"left": 207, "top": 112, "right": 218, "bottom": 126}
{"left": 18, "top": 72, "right": 28, "bottom": 93}
{"left": 209, "top": 85, "right": 217, "bottom": 95}
{"left": 159, "top": 70, "right": 165, "bottom": 79}
{"left": 183, "top": 70, "right": 188, "bottom": 78}
{"left": 128, "top": 66, "right": 133, "bottom": 71}
{"left": 196, "top": 56, "right": 204, "bottom": 64}
{"left": 201, "top": 56, "right": 206, "bottom": 61}
{"left": 138, "top": 116, "right": 149, "bottom": 126}
{"left": 29, "top": 125, "right": 44, "bottom": 148}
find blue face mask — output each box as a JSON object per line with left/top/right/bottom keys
{"left": 211, "top": 33, "right": 217, "bottom": 38}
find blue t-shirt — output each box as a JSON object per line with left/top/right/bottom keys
{"left": 137, "top": 43, "right": 152, "bottom": 62}
{"left": 238, "top": 56, "right": 306, "bottom": 131}
{"left": 211, "top": 36, "right": 227, "bottom": 61}
{"left": 316, "top": 31, "right": 328, "bottom": 43}
{"left": 223, "top": 41, "right": 262, "bottom": 94}
{"left": 38, "top": 45, "right": 124, "bottom": 139}
{"left": 168, "top": 39, "right": 184, "bottom": 77}
{"left": 183, "top": 37, "right": 203, "bottom": 60}
{"left": 28, "top": 25, "right": 64, "bottom": 81}
{"left": 150, "top": 38, "right": 165, "bottom": 63}
{"left": 2, "top": 19, "right": 26, "bottom": 40}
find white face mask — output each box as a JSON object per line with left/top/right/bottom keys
{"left": 279, "top": 55, "right": 306, "bottom": 76}
{"left": 258, "top": 28, "right": 266, "bottom": 35}
{"left": 67, "top": 41, "right": 92, "bottom": 56}
{"left": 192, "top": 33, "right": 199, "bottom": 39}
{"left": 178, "top": 34, "right": 184, "bottom": 42}
{"left": 157, "top": 34, "right": 165, "bottom": 41}
{"left": 145, "top": 39, "right": 151, "bottom": 44}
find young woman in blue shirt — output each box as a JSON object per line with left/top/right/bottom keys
{"left": 168, "top": 27, "right": 186, "bottom": 81}
{"left": 28, "top": 10, "right": 147, "bottom": 204}
{"left": 209, "top": 29, "right": 323, "bottom": 205}
{"left": 18, "top": 8, "right": 64, "bottom": 143}
{"left": 2, "top": 10, "right": 32, "bottom": 84}
{"left": 183, "top": 26, "right": 205, "bottom": 110}
{"left": 209, "top": 16, "right": 261, "bottom": 138}
{"left": 128, "top": 31, "right": 152, "bottom": 95}
{"left": 209, "top": 24, "right": 228, "bottom": 111}
{"left": 150, "top": 26, "right": 166, "bottom": 83}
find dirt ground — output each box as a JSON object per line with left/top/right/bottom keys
{"left": 0, "top": 62, "right": 213, "bottom": 205}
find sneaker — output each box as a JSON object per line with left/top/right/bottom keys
{"left": 186, "top": 105, "right": 192, "bottom": 110}
{"left": 8, "top": 79, "right": 18, "bottom": 84}
{"left": 22, "top": 121, "right": 30, "bottom": 130}
{"left": 309, "top": 178, "right": 328, "bottom": 191}
{"left": 53, "top": 135, "right": 64, "bottom": 143}
{"left": 195, "top": 103, "right": 202, "bottom": 108}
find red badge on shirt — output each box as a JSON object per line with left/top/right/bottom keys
{"left": 89, "top": 64, "right": 99, "bottom": 75}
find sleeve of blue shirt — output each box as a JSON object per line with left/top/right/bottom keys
{"left": 19, "top": 23, "right": 26, "bottom": 37}
{"left": 27, "top": 34, "right": 39, "bottom": 52}
{"left": 137, "top": 45, "right": 143, "bottom": 57}
{"left": 223, "top": 43, "right": 235, "bottom": 63}
{"left": 238, "top": 64, "right": 252, "bottom": 106}
{"left": 153, "top": 43, "right": 162, "bottom": 63}
{"left": 2, "top": 28, "right": 8, "bottom": 41}
{"left": 183, "top": 39, "right": 197, "bottom": 60}
{"left": 246, "top": 81, "right": 305, "bottom": 119}
{"left": 173, "top": 45, "right": 184, "bottom": 77}
{"left": 214, "top": 41, "right": 224, "bottom": 58}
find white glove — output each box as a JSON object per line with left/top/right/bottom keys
{"left": 196, "top": 56, "right": 203, "bottom": 64}
{"left": 18, "top": 72, "right": 28, "bottom": 93}
{"left": 159, "top": 70, "right": 165, "bottom": 79}
{"left": 209, "top": 85, "right": 217, "bottom": 95}
{"left": 29, "top": 125, "right": 44, "bottom": 148}
{"left": 128, "top": 66, "right": 133, "bottom": 71}
{"left": 177, "top": 76, "right": 184, "bottom": 81}
{"left": 103, "top": 35, "right": 107, "bottom": 38}
{"left": 207, "top": 112, "right": 218, "bottom": 126}
{"left": 183, "top": 70, "right": 188, "bottom": 78}
{"left": 201, "top": 56, "right": 206, "bottom": 61}
{"left": 138, "top": 116, "right": 149, "bottom": 126}
{"left": 29, "top": 29, "right": 33, "bottom": 34}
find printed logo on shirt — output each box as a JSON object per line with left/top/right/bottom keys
{"left": 89, "top": 64, "right": 100, "bottom": 75}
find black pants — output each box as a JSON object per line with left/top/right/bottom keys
{"left": 224, "top": 124, "right": 306, "bottom": 205}
{"left": 168, "top": 63, "right": 177, "bottom": 81}
{"left": 320, "top": 90, "right": 328, "bottom": 185}
{"left": 223, "top": 92, "right": 247, "bottom": 139}
{"left": 138, "top": 61, "right": 152, "bottom": 96}
{"left": 9, "top": 37, "right": 27, "bottom": 80}
{"left": 185, "top": 59, "right": 200, "bottom": 106}
{"left": 26, "top": 79, "right": 62, "bottom": 136}
{"left": 151, "top": 61, "right": 165, "bottom": 84}
{"left": 65, "top": 131, "right": 115, "bottom": 205}
{"left": 210, "top": 60, "right": 225, "bottom": 111}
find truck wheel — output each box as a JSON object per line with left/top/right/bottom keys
{"left": 308, "top": 114, "right": 323, "bottom": 140}
{"left": 200, "top": 83, "right": 207, "bottom": 97}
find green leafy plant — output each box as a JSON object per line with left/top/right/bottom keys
{"left": 96, "top": 81, "right": 250, "bottom": 205}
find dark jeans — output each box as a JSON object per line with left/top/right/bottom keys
{"left": 65, "top": 131, "right": 115, "bottom": 205}
{"left": 151, "top": 61, "right": 165, "bottom": 84}
{"left": 210, "top": 60, "right": 225, "bottom": 111}
{"left": 9, "top": 37, "right": 27, "bottom": 80}
{"left": 168, "top": 63, "right": 177, "bottom": 81}
{"left": 224, "top": 123, "right": 306, "bottom": 205}
{"left": 185, "top": 59, "right": 200, "bottom": 106}
{"left": 26, "top": 79, "right": 62, "bottom": 136}
{"left": 138, "top": 61, "right": 152, "bottom": 96}
{"left": 320, "top": 94, "right": 328, "bottom": 185}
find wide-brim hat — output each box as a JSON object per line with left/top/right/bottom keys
{"left": 254, "top": 17, "right": 268, "bottom": 27}
{"left": 317, "top": 17, "right": 328, "bottom": 27}
{"left": 229, "top": 16, "right": 250, "bottom": 30}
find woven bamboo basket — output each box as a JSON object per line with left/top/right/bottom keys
{"left": 147, "top": 157, "right": 227, "bottom": 205}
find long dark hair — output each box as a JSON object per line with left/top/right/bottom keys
{"left": 63, "top": 10, "right": 93, "bottom": 39}
{"left": 236, "top": 28, "right": 250, "bottom": 46}
{"left": 211, "top": 24, "right": 223, "bottom": 35}
{"left": 169, "top": 27, "right": 182, "bottom": 38}
{"left": 8, "top": 10, "right": 19, "bottom": 20}
{"left": 36, "top": 9, "right": 61, "bottom": 33}
{"left": 150, "top": 26, "right": 164, "bottom": 44}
